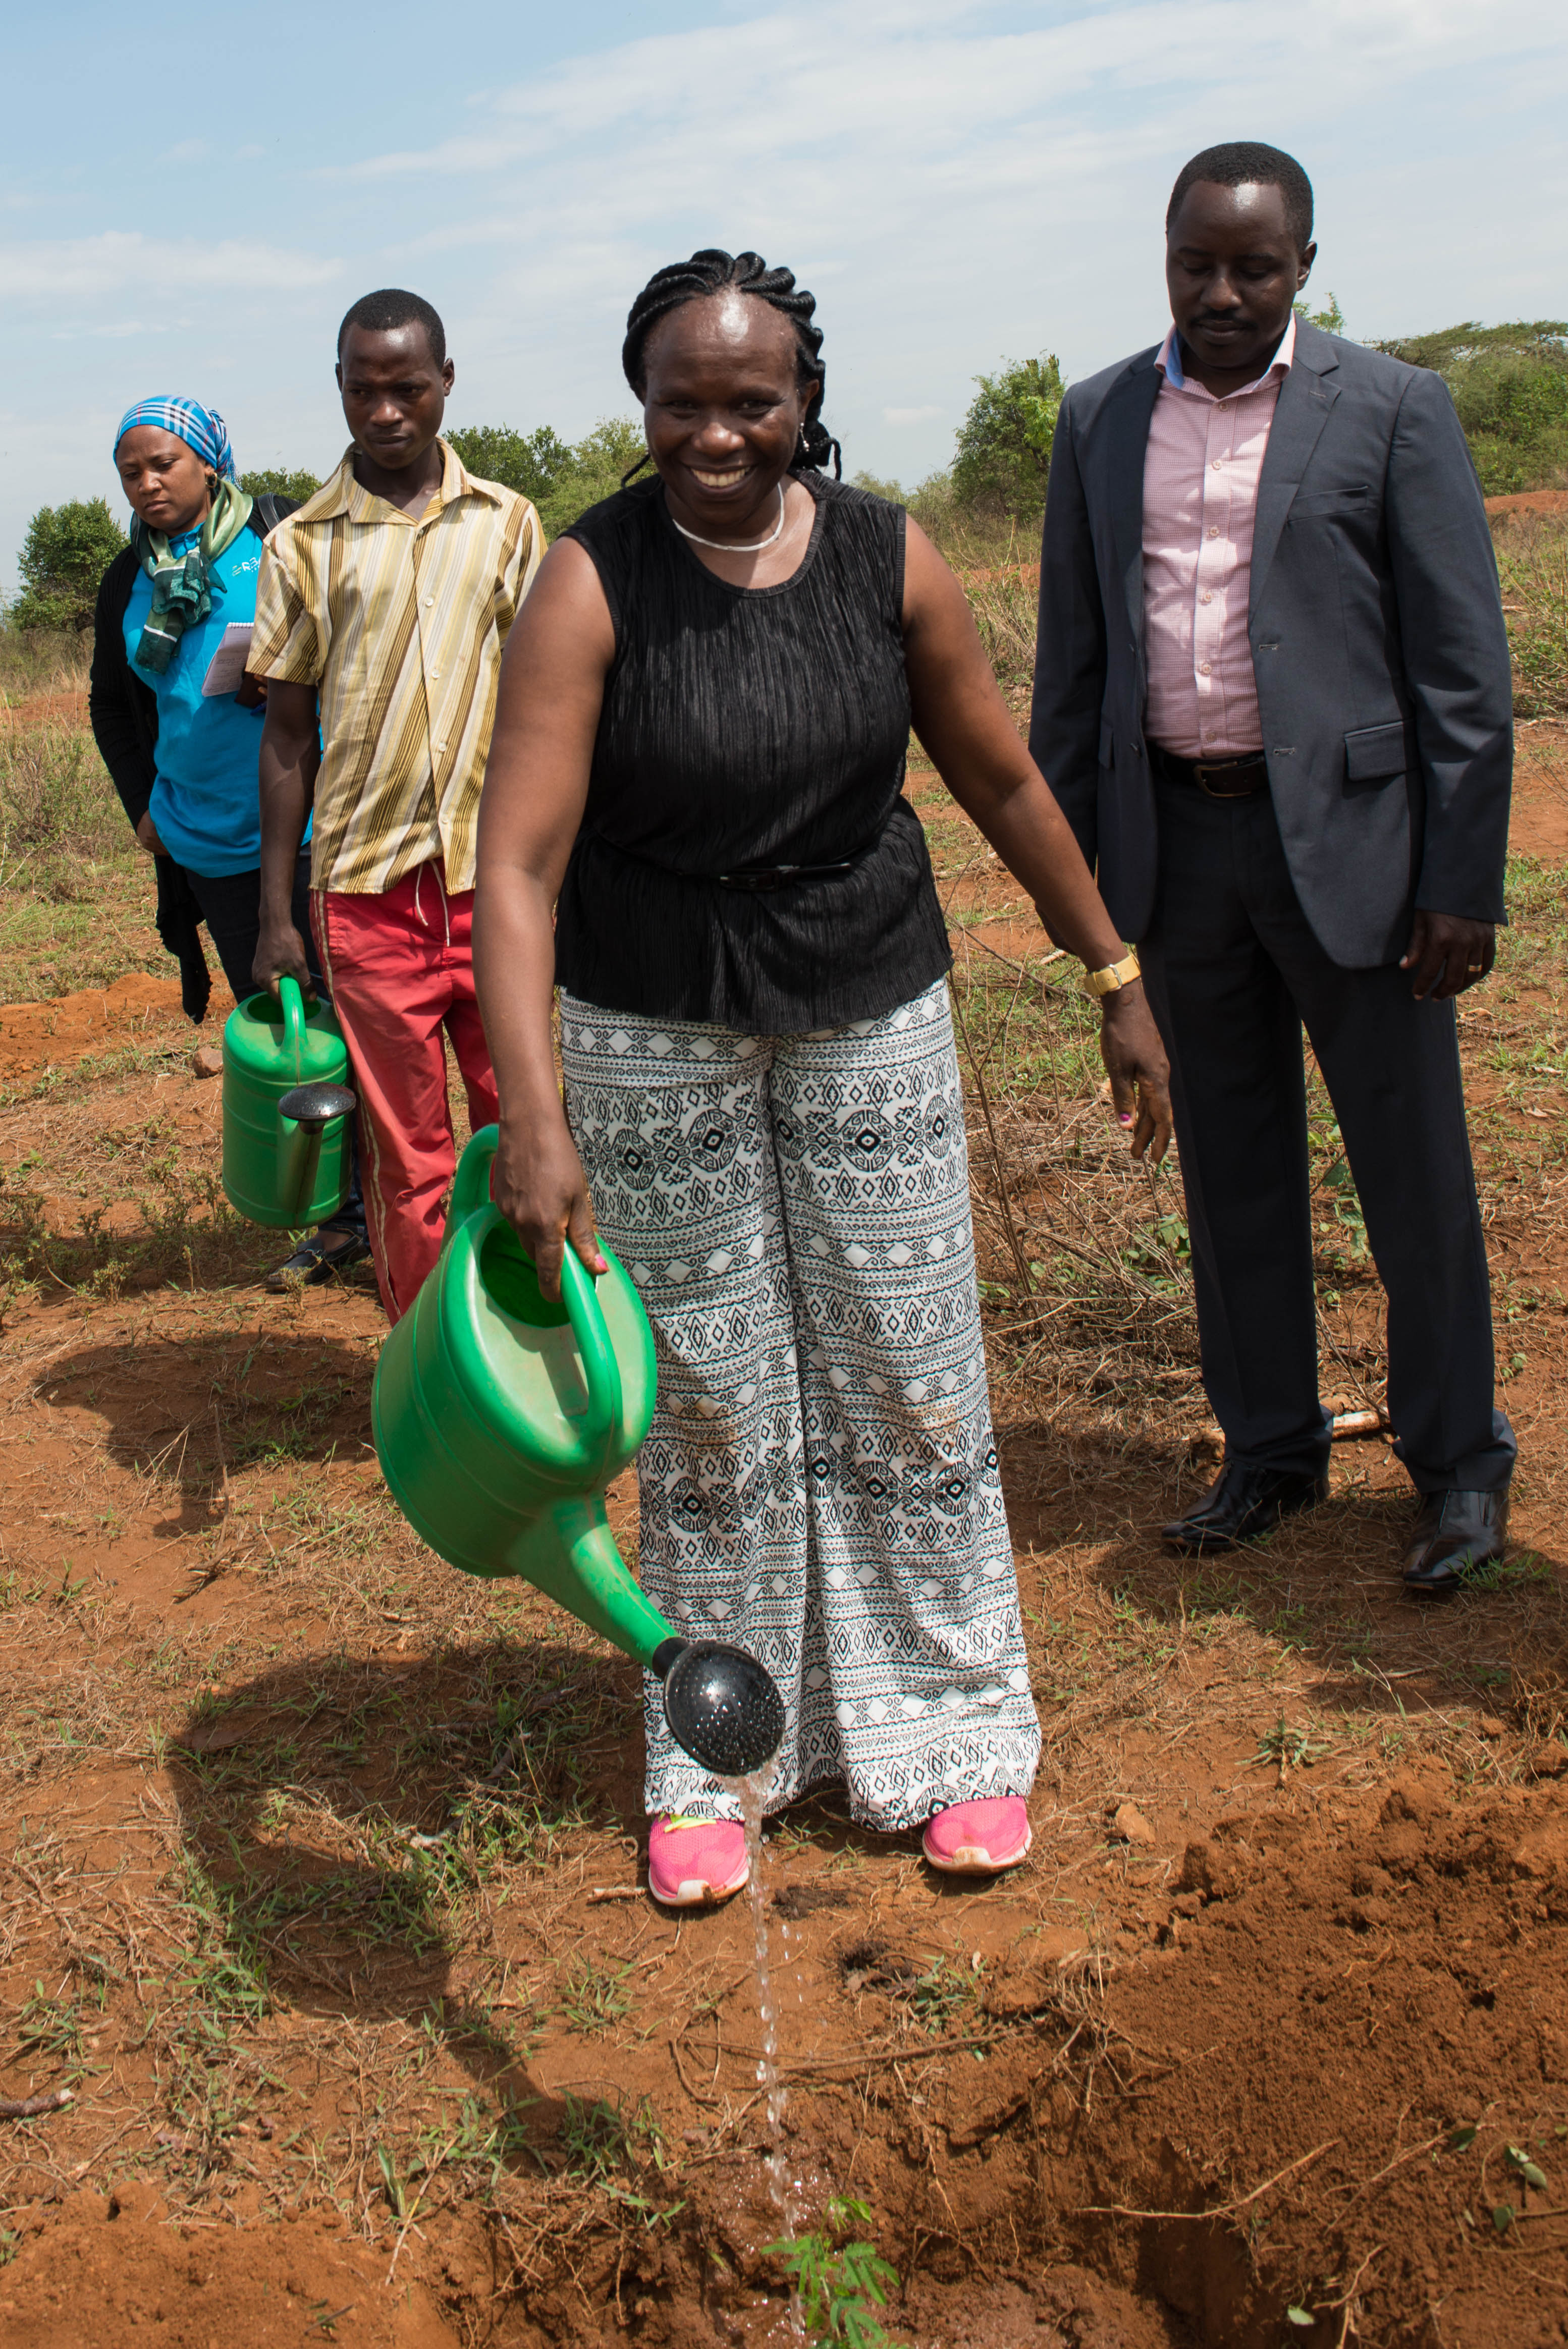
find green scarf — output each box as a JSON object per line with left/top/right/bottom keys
{"left": 131, "top": 479, "right": 254, "bottom": 675}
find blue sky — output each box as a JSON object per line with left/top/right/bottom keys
{"left": 3, "top": 0, "right": 1565, "bottom": 590}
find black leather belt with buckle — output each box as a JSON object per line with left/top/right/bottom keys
{"left": 1149, "top": 744, "right": 1269, "bottom": 798}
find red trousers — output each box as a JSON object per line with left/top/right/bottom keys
{"left": 311, "top": 862, "right": 498, "bottom": 1322}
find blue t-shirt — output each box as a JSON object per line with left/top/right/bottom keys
{"left": 124, "top": 522, "right": 309, "bottom": 878}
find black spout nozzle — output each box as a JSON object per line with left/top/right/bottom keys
{"left": 279, "top": 1081, "right": 358, "bottom": 1132}
{"left": 656, "top": 1637, "right": 785, "bottom": 1778}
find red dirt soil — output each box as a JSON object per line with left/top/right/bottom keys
{"left": 0, "top": 971, "right": 231, "bottom": 1078}
{"left": 0, "top": 2182, "right": 456, "bottom": 2346}
{"left": 0, "top": 689, "right": 88, "bottom": 729}
{"left": 0, "top": 717, "right": 1563, "bottom": 2347}
{"left": 1486, "top": 490, "right": 1568, "bottom": 519}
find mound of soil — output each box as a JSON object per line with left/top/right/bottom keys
{"left": 0, "top": 971, "right": 215, "bottom": 1078}
{"left": 1486, "top": 490, "right": 1568, "bottom": 518}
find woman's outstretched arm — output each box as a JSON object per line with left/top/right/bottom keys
{"left": 473, "top": 539, "right": 618, "bottom": 1298}
{"left": 901, "top": 518, "right": 1174, "bottom": 1163}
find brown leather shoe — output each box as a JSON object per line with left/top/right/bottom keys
{"left": 1402, "top": 1488, "right": 1509, "bottom": 1598}
{"left": 1161, "top": 1461, "right": 1328, "bottom": 1553}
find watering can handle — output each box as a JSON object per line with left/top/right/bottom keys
{"left": 447, "top": 1126, "right": 623, "bottom": 1455}
{"left": 278, "top": 974, "right": 307, "bottom": 1072}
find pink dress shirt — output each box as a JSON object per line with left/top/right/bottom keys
{"left": 1141, "top": 312, "right": 1295, "bottom": 760}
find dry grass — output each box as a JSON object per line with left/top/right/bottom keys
{"left": 0, "top": 626, "right": 88, "bottom": 708}
{"left": 1495, "top": 509, "right": 1568, "bottom": 716}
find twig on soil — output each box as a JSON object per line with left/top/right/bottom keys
{"left": 668, "top": 2034, "right": 722, "bottom": 2109}
{"left": 957, "top": 932, "right": 1068, "bottom": 986}
{"left": 1319, "top": 2243, "right": 1384, "bottom": 2349}
{"left": 0, "top": 2089, "right": 74, "bottom": 2119}
{"left": 710, "top": 2028, "right": 1007, "bottom": 2077}
{"left": 1335, "top": 2126, "right": 1445, "bottom": 2211}
{"left": 949, "top": 979, "right": 1035, "bottom": 1298}
{"left": 1075, "top": 2135, "right": 1338, "bottom": 2222}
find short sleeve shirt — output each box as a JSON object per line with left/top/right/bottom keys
{"left": 249, "top": 442, "right": 542, "bottom": 893}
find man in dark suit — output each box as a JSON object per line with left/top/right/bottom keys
{"left": 1030, "top": 140, "right": 1515, "bottom": 1596}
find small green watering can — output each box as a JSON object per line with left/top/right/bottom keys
{"left": 373, "top": 1127, "right": 785, "bottom": 1778}
{"left": 222, "top": 976, "right": 357, "bottom": 1229}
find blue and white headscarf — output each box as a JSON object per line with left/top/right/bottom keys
{"left": 113, "top": 396, "right": 238, "bottom": 483}
{"left": 114, "top": 397, "right": 250, "bottom": 673}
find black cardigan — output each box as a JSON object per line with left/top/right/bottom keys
{"left": 89, "top": 494, "right": 296, "bottom": 1022}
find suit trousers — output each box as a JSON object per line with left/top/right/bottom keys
{"left": 1139, "top": 776, "right": 1515, "bottom": 1494}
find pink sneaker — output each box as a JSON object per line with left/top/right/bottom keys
{"left": 923, "top": 1797, "right": 1032, "bottom": 1875}
{"left": 647, "top": 1815, "right": 750, "bottom": 1907}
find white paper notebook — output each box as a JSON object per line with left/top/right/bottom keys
{"left": 200, "top": 623, "right": 254, "bottom": 699}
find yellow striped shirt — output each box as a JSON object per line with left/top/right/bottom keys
{"left": 250, "top": 442, "right": 542, "bottom": 893}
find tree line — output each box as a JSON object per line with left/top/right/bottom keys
{"left": 9, "top": 314, "right": 1565, "bottom": 633}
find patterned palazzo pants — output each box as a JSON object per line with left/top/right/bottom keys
{"left": 560, "top": 979, "right": 1041, "bottom": 1828}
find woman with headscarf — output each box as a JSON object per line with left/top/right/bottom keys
{"left": 90, "top": 397, "right": 368, "bottom": 1286}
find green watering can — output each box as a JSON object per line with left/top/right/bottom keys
{"left": 372, "top": 1127, "right": 785, "bottom": 1778}
{"left": 222, "top": 976, "right": 357, "bottom": 1229}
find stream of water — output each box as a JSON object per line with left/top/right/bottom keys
{"left": 722, "top": 1761, "right": 806, "bottom": 2340}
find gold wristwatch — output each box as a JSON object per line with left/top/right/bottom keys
{"left": 1077, "top": 947, "right": 1142, "bottom": 999}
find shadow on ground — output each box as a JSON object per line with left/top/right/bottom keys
{"left": 999, "top": 1414, "right": 1568, "bottom": 1741}
{"left": 40, "top": 1330, "right": 376, "bottom": 1533}
{"left": 166, "top": 1632, "right": 650, "bottom": 2155}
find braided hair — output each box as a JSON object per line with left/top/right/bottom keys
{"left": 621, "top": 249, "right": 842, "bottom": 478}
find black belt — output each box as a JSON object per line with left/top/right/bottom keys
{"left": 715, "top": 858, "right": 855, "bottom": 893}
{"left": 1149, "top": 743, "right": 1269, "bottom": 798}
{"left": 579, "top": 827, "right": 873, "bottom": 894}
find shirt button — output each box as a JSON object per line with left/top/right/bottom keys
{"left": 1201, "top": 591, "right": 1213, "bottom": 605}
{"left": 425, "top": 597, "right": 435, "bottom": 607}
{"left": 1199, "top": 662, "right": 1212, "bottom": 675}
{"left": 429, "top": 670, "right": 440, "bottom": 680}
{"left": 1211, "top": 458, "right": 1223, "bottom": 469}
{"left": 1208, "top": 526, "right": 1220, "bottom": 538}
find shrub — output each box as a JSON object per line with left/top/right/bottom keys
{"left": 445, "top": 417, "right": 650, "bottom": 540}
{"left": 951, "top": 354, "right": 1065, "bottom": 523}
{"left": 537, "top": 418, "right": 648, "bottom": 537}
{"left": 444, "top": 424, "right": 573, "bottom": 505}
{"left": 1372, "top": 321, "right": 1568, "bottom": 496}
{"left": 239, "top": 467, "right": 322, "bottom": 504}
{"left": 11, "top": 499, "right": 127, "bottom": 634}
{"left": 1295, "top": 292, "right": 1346, "bottom": 334}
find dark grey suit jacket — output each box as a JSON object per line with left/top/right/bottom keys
{"left": 1028, "top": 321, "right": 1512, "bottom": 966}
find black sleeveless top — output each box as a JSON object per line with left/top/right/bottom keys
{"left": 555, "top": 472, "right": 951, "bottom": 1032}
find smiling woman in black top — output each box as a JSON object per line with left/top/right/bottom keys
{"left": 475, "top": 249, "right": 1171, "bottom": 1910}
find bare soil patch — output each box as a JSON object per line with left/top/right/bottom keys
{"left": 0, "top": 971, "right": 209, "bottom": 1080}
{"left": 0, "top": 736, "right": 1560, "bottom": 2344}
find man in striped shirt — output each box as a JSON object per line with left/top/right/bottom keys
{"left": 250, "top": 288, "right": 543, "bottom": 1319}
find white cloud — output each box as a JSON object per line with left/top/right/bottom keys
{"left": 4, "top": 0, "right": 1567, "bottom": 589}
{"left": 0, "top": 232, "right": 342, "bottom": 303}
{"left": 158, "top": 138, "right": 211, "bottom": 164}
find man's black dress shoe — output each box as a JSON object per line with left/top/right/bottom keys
{"left": 1161, "top": 1461, "right": 1329, "bottom": 1554}
{"left": 1402, "top": 1488, "right": 1509, "bottom": 1598}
